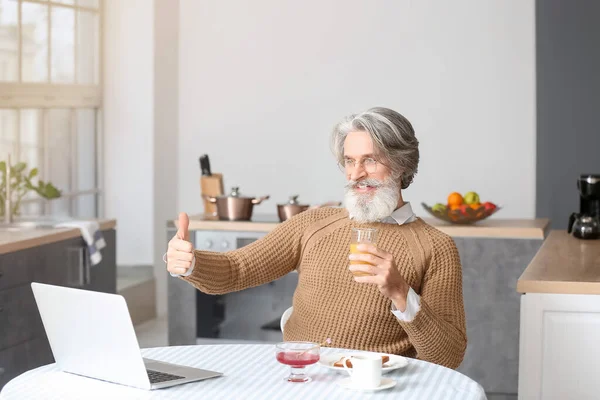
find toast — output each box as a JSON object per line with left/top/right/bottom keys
{"left": 333, "top": 355, "right": 390, "bottom": 368}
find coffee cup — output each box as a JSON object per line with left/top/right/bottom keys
{"left": 341, "top": 353, "right": 382, "bottom": 389}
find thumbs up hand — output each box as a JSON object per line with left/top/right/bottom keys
{"left": 167, "top": 212, "right": 195, "bottom": 276}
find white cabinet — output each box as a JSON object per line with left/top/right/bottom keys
{"left": 518, "top": 293, "right": 600, "bottom": 400}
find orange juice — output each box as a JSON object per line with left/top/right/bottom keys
{"left": 350, "top": 228, "right": 377, "bottom": 277}
{"left": 349, "top": 243, "right": 373, "bottom": 277}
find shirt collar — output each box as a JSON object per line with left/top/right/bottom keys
{"left": 380, "top": 202, "right": 416, "bottom": 225}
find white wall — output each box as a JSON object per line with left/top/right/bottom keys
{"left": 103, "top": 0, "right": 154, "bottom": 266}
{"left": 153, "top": 0, "right": 179, "bottom": 316}
{"left": 178, "top": 0, "right": 536, "bottom": 218}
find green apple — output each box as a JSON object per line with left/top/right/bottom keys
{"left": 464, "top": 191, "right": 480, "bottom": 205}
{"left": 432, "top": 203, "right": 447, "bottom": 213}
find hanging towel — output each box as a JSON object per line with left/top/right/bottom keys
{"left": 54, "top": 220, "right": 106, "bottom": 266}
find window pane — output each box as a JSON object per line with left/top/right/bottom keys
{"left": 51, "top": 0, "right": 75, "bottom": 5}
{"left": 77, "top": 0, "right": 99, "bottom": 9}
{"left": 47, "top": 109, "right": 71, "bottom": 199}
{"left": 50, "top": 197, "right": 70, "bottom": 217}
{"left": 76, "top": 11, "right": 98, "bottom": 84}
{"left": 20, "top": 109, "right": 43, "bottom": 146}
{"left": 22, "top": 2, "right": 49, "bottom": 82}
{"left": 0, "top": 0, "right": 19, "bottom": 82}
{"left": 51, "top": 6, "right": 74, "bottom": 83}
{"left": 0, "top": 109, "right": 17, "bottom": 161}
{"left": 76, "top": 109, "right": 95, "bottom": 191}
{"left": 76, "top": 193, "right": 95, "bottom": 218}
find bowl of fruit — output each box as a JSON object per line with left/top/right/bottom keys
{"left": 422, "top": 192, "right": 500, "bottom": 224}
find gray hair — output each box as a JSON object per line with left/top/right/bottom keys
{"left": 331, "top": 107, "right": 420, "bottom": 189}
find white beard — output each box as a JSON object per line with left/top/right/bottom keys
{"left": 344, "top": 178, "right": 400, "bottom": 223}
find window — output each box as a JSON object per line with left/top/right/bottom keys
{"left": 0, "top": 0, "right": 102, "bottom": 218}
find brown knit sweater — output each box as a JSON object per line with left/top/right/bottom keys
{"left": 183, "top": 208, "right": 467, "bottom": 369}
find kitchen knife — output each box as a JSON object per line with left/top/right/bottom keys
{"left": 199, "top": 154, "right": 212, "bottom": 176}
{"left": 205, "top": 155, "right": 212, "bottom": 176}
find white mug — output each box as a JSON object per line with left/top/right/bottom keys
{"left": 342, "top": 354, "right": 382, "bottom": 389}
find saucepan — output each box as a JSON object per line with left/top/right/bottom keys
{"left": 205, "top": 187, "right": 270, "bottom": 221}
{"left": 277, "top": 195, "right": 342, "bottom": 222}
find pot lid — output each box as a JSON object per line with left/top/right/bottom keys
{"left": 217, "top": 187, "right": 255, "bottom": 200}
{"left": 278, "top": 195, "right": 309, "bottom": 207}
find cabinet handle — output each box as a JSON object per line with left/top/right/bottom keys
{"left": 67, "top": 246, "right": 89, "bottom": 286}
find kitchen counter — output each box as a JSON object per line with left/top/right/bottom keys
{"left": 169, "top": 213, "right": 550, "bottom": 239}
{"left": 0, "top": 219, "right": 117, "bottom": 255}
{"left": 517, "top": 230, "right": 600, "bottom": 294}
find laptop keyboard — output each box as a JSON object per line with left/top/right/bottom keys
{"left": 146, "top": 369, "right": 185, "bottom": 384}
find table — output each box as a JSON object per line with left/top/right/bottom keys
{"left": 0, "top": 344, "right": 487, "bottom": 399}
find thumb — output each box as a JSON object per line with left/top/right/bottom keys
{"left": 177, "top": 212, "right": 190, "bottom": 241}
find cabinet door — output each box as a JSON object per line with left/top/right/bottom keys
{"left": 0, "top": 245, "right": 45, "bottom": 291}
{"left": 0, "top": 285, "right": 45, "bottom": 351}
{"left": 519, "top": 293, "right": 600, "bottom": 400}
{"left": 84, "top": 229, "right": 116, "bottom": 294}
{"left": 0, "top": 337, "right": 54, "bottom": 389}
{"left": 36, "top": 230, "right": 116, "bottom": 293}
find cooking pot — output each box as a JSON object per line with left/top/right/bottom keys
{"left": 205, "top": 187, "right": 270, "bottom": 221}
{"left": 277, "top": 195, "right": 342, "bottom": 222}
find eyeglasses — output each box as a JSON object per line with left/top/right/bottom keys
{"left": 342, "top": 157, "right": 379, "bottom": 174}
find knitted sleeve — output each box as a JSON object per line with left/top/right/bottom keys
{"left": 182, "top": 209, "right": 324, "bottom": 294}
{"left": 396, "top": 229, "right": 467, "bottom": 369}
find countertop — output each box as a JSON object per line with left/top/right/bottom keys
{"left": 168, "top": 213, "right": 550, "bottom": 239}
{"left": 0, "top": 219, "right": 117, "bottom": 255}
{"left": 517, "top": 230, "right": 600, "bottom": 294}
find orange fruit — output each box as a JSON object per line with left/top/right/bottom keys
{"left": 470, "top": 203, "right": 481, "bottom": 209}
{"left": 449, "top": 204, "right": 461, "bottom": 211}
{"left": 447, "top": 192, "right": 463, "bottom": 208}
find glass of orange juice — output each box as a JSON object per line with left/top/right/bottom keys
{"left": 350, "top": 228, "right": 378, "bottom": 277}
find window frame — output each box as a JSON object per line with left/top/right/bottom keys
{"left": 0, "top": 0, "right": 104, "bottom": 218}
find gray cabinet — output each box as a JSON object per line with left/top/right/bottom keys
{"left": 0, "top": 229, "right": 116, "bottom": 389}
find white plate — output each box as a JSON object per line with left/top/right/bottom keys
{"left": 337, "top": 377, "right": 397, "bottom": 392}
{"left": 318, "top": 352, "right": 408, "bottom": 374}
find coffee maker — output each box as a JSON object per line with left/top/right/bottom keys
{"left": 568, "top": 174, "right": 600, "bottom": 239}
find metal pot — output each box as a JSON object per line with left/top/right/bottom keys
{"left": 205, "top": 187, "right": 270, "bottom": 221}
{"left": 277, "top": 195, "right": 341, "bottom": 222}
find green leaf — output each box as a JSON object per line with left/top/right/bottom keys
{"left": 28, "top": 168, "right": 38, "bottom": 179}
{"left": 13, "top": 162, "right": 26, "bottom": 173}
{"left": 0, "top": 161, "right": 5, "bottom": 173}
{"left": 43, "top": 183, "right": 61, "bottom": 199}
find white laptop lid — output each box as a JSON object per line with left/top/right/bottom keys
{"left": 31, "top": 282, "right": 152, "bottom": 390}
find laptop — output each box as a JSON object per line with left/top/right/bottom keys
{"left": 30, "top": 282, "right": 223, "bottom": 390}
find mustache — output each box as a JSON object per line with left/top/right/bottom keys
{"left": 345, "top": 178, "right": 385, "bottom": 190}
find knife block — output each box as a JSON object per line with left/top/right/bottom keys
{"left": 200, "top": 173, "right": 224, "bottom": 216}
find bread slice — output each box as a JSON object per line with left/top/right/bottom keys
{"left": 333, "top": 355, "right": 390, "bottom": 368}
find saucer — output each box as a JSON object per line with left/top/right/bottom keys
{"left": 337, "top": 377, "right": 396, "bottom": 392}
{"left": 319, "top": 352, "right": 408, "bottom": 374}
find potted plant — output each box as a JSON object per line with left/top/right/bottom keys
{"left": 0, "top": 160, "right": 62, "bottom": 219}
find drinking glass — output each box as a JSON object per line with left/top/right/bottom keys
{"left": 350, "top": 228, "right": 378, "bottom": 277}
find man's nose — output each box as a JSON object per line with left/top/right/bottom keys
{"left": 349, "top": 164, "right": 367, "bottom": 181}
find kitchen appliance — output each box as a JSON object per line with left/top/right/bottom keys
{"left": 568, "top": 174, "right": 600, "bottom": 239}
{"left": 276, "top": 195, "right": 342, "bottom": 222}
{"left": 199, "top": 154, "right": 224, "bottom": 216}
{"left": 205, "top": 187, "right": 269, "bottom": 221}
